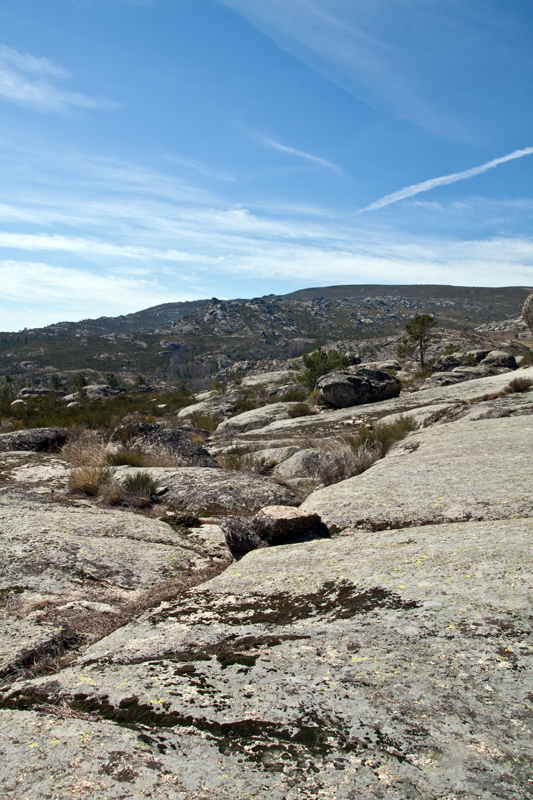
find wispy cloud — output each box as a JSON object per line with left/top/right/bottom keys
{"left": 253, "top": 131, "right": 342, "bottom": 174}
{"left": 165, "top": 155, "right": 237, "bottom": 182}
{"left": 359, "top": 147, "right": 533, "bottom": 213}
{"left": 0, "top": 45, "right": 115, "bottom": 113}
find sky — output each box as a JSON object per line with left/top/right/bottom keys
{"left": 0, "top": 0, "right": 532, "bottom": 330}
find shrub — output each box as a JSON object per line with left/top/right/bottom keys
{"left": 506, "top": 377, "right": 533, "bottom": 393}
{"left": 232, "top": 397, "right": 257, "bottom": 415}
{"left": 297, "top": 347, "right": 351, "bottom": 390}
{"left": 348, "top": 414, "right": 418, "bottom": 457}
{"left": 105, "top": 373, "right": 121, "bottom": 389}
{"left": 190, "top": 414, "right": 222, "bottom": 432}
{"left": 106, "top": 447, "right": 145, "bottom": 467}
{"left": 280, "top": 388, "right": 308, "bottom": 402}
{"left": 520, "top": 350, "right": 533, "bottom": 367}
{"left": 217, "top": 446, "right": 252, "bottom": 470}
{"left": 287, "top": 403, "right": 316, "bottom": 419}
{"left": 121, "top": 470, "right": 157, "bottom": 507}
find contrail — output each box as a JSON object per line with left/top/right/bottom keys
{"left": 257, "top": 133, "right": 342, "bottom": 173}
{"left": 359, "top": 146, "right": 533, "bottom": 213}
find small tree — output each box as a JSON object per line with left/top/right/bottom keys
{"left": 71, "top": 373, "right": 88, "bottom": 394}
{"left": 105, "top": 372, "right": 120, "bottom": 389}
{"left": 397, "top": 314, "right": 437, "bottom": 368}
{"left": 0, "top": 375, "right": 14, "bottom": 401}
{"left": 134, "top": 374, "right": 146, "bottom": 387}
{"left": 49, "top": 373, "right": 63, "bottom": 391}
{"left": 297, "top": 347, "right": 351, "bottom": 390}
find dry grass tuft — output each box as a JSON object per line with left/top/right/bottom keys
{"left": 62, "top": 429, "right": 106, "bottom": 468}
{"left": 69, "top": 465, "right": 111, "bottom": 496}
{"left": 505, "top": 376, "right": 533, "bottom": 393}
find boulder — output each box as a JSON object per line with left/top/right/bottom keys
{"left": 0, "top": 427, "right": 70, "bottom": 453}
{"left": 215, "top": 402, "right": 303, "bottom": 436}
{"left": 9, "top": 399, "right": 26, "bottom": 407}
{"left": 108, "top": 422, "right": 219, "bottom": 468}
{"left": 176, "top": 391, "right": 242, "bottom": 421}
{"left": 480, "top": 350, "right": 517, "bottom": 368}
{"left": 220, "top": 516, "right": 266, "bottom": 555}
{"left": 3, "top": 515, "right": 531, "bottom": 797}
{"left": 84, "top": 384, "right": 118, "bottom": 399}
{"left": 253, "top": 505, "right": 326, "bottom": 545}
{"left": 112, "top": 466, "right": 300, "bottom": 516}
{"left": 317, "top": 368, "right": 401, "bottom": 409}
{"left": 272, "top": 447, "right": 341, "bottom": 482}
{"left": 522, "top": 292, "right": 533, "bottom": 333}
{"left": 222, "top": 505, "right": 327, "bottom": 556}
{"left": 302, "top": 414, "right": 533, "bottom": 531}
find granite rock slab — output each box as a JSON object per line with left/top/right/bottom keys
{"left": 2, "top": 517, "right": 532, "bottom": 798}
{"left": 302, "top": 414, "right": 533, "bottom": 531}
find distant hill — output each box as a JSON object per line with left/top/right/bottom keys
{"left": 1, "top": 284, "right": 531, "bottom": 389}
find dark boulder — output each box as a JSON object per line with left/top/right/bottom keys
{"left": 0, "top": 427, "right": 70, "bottom": 453}
{"left": 318, "top": 368, "right": 401, "bottom": 409}
{"left": 222, "top": 505, "right": 329, "bottom": 556}
{"left": 108, "top": 422, "right": 219, "bottom": 468}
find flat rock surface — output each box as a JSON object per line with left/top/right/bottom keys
{"left": 215, "top": 402, "right": 303, "bottom": 435}
{"left": 2, "top": 517, "right": 532, "bottom": 799}
{"left": 0, "top": 489, "right": 232, "bottom": 680}
{"left": 113, "top": 466, "right": 300, "bottom": 515}
{"left": 302, "top": 415, "right": 533, "bottom": 531}
{"left": 0, "top": 451, "right": 70, "bottom": 492}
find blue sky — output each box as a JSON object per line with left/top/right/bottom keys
{"left": 0, "top": 0, "right": 532, "bottom": 330}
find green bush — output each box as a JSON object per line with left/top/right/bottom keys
{"left": 296, "top": 347, "right": 351, "bottom": 390}
{"left": 122, "top": 471, "right": 157, "bottom": 506}
{"left": 280, "top": 388, "right": 308, "bottom": 402}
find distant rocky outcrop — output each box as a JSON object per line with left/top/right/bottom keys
{"left": 318, "top": 367, "right": 401, "bottom": 408}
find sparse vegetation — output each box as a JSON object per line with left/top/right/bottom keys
{"left": 520, "top": 350, "right": 533, "bottom": 366}
{"left": 106, "top": 447, "right": 145, "bottom": 467}
{"left": 69, "top": 465, "right": 111, "bottom": 496}
{"left": 190, "top": 413, "right": 222, "bottom": 432}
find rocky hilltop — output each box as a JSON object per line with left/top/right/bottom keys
{"left": 0, "top": 293, "right": 532, "bottom": 799}
{"left": 1, "top": 284, "right": 531, "bottom": 390}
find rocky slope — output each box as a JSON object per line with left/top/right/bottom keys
{"left": 0, "top": 300, "right": 532, "bottom": 799}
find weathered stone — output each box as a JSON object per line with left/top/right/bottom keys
{"left": 2, "top": 516, "right": 531, "bottom": 798}
{"left": 215, "top": 402, "right": 304, "bottom": 436}
{"left": 220, "top": 516, "right": 265, "bottom": 555}
{"left": 112, "top": 466, "right": 300, "bottom": 515}
{"left": 302, "top": 414, "right": 533, "bottom": 531}
{"left": 252, "top": 505, "right": 323, "bottom": 544}
{"left": 84, "top": 384, "right": 119, "bottom": 399}
{"left": 271, "top": 447, "right": 342, "bottom": 483}
{"left": 522, "top": 291, "right": 533, "bottom": 332}
{"left": 0, "top": 451, "right": 70, "bottom": 492}
{"left": 318, "top": 368, "right": 401, "bottom": 409}
{"left": 480, "top": 350, "right": 516, "bottom": 368}
{"left": 0, "top": 427, "right": 70, "bottom": 453}
{"left": 0, "top": 488, "right": 232, "bottom": 680}
{"left": 108, "top": 422, "right": 219, "bottom": 468}
{"left": 241, "top": 370, "right": 295, "bottom": 387}
{"left": 176, "top": 392, "right": 242, "bottom": 421}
